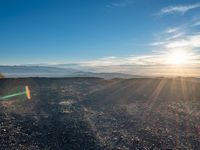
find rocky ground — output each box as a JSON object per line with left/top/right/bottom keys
{"left": 0, "top": 77, "right": 200, "bottom": 149}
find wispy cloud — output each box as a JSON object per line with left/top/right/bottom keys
{"left": 160, "top": 3, "right": 200, "bottom": 15}
{"left": 193, "top": 21, "right": 200, "bottom": 26}
{"left": 78, "top": 22, "right": 200, "bottom": 76}
{"left": 165, "top": 35, "right": 200, "bottom": 49}
{"left": 165, "top": 27, "right": 180, "bottom": 33}
{"left": 151, "top": 23, "right": 200, "bottom": 50}
{"left": 150, "top": 23, "right": 200, "bottom": 65}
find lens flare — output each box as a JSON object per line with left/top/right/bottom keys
{"left": 25, "top": 86, "right": 31, "bottom": 100}
{"left": 0, "top": 86, "right": 31, "bottom": 101}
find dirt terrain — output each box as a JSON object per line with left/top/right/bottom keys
{"left": 0, "top": 77, "right": 200, "bottom": 149}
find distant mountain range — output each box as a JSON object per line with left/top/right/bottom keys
{"left": 0, "top": 66, "right": 142, "bottom": 79}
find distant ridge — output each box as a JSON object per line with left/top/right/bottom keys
{"left": 0, "top": 65, "right": 141, "bottom": 79}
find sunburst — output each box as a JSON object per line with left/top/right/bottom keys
{"left": 167, "top": 50, "right": 191, "bottom": 65}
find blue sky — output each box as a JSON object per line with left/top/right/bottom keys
{"left": 0, "top": 0, "right": 200, "bottom": 75}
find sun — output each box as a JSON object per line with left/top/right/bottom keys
{"left": 167, "top": 50, "right": 190, "bottom": 65}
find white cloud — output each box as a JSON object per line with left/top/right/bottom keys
{"left": 166, "top": 32, "right": 185, "bottom": 40}
{"left": 81, "top": 51, "right": 199, "bottom": 67}
{"left": 160, "top": 3, "right": 200, "bottom": 15}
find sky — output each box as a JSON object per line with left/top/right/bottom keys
{"left": 0, "top": 0, "right": 200, "bottom": 75}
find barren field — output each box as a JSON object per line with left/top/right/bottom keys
{"left": 0, "top": 77, "right": 200, "bottom": 149}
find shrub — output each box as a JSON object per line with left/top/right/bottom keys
{"left": 0, "top": 73, "right": 4, "bottom": 78}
